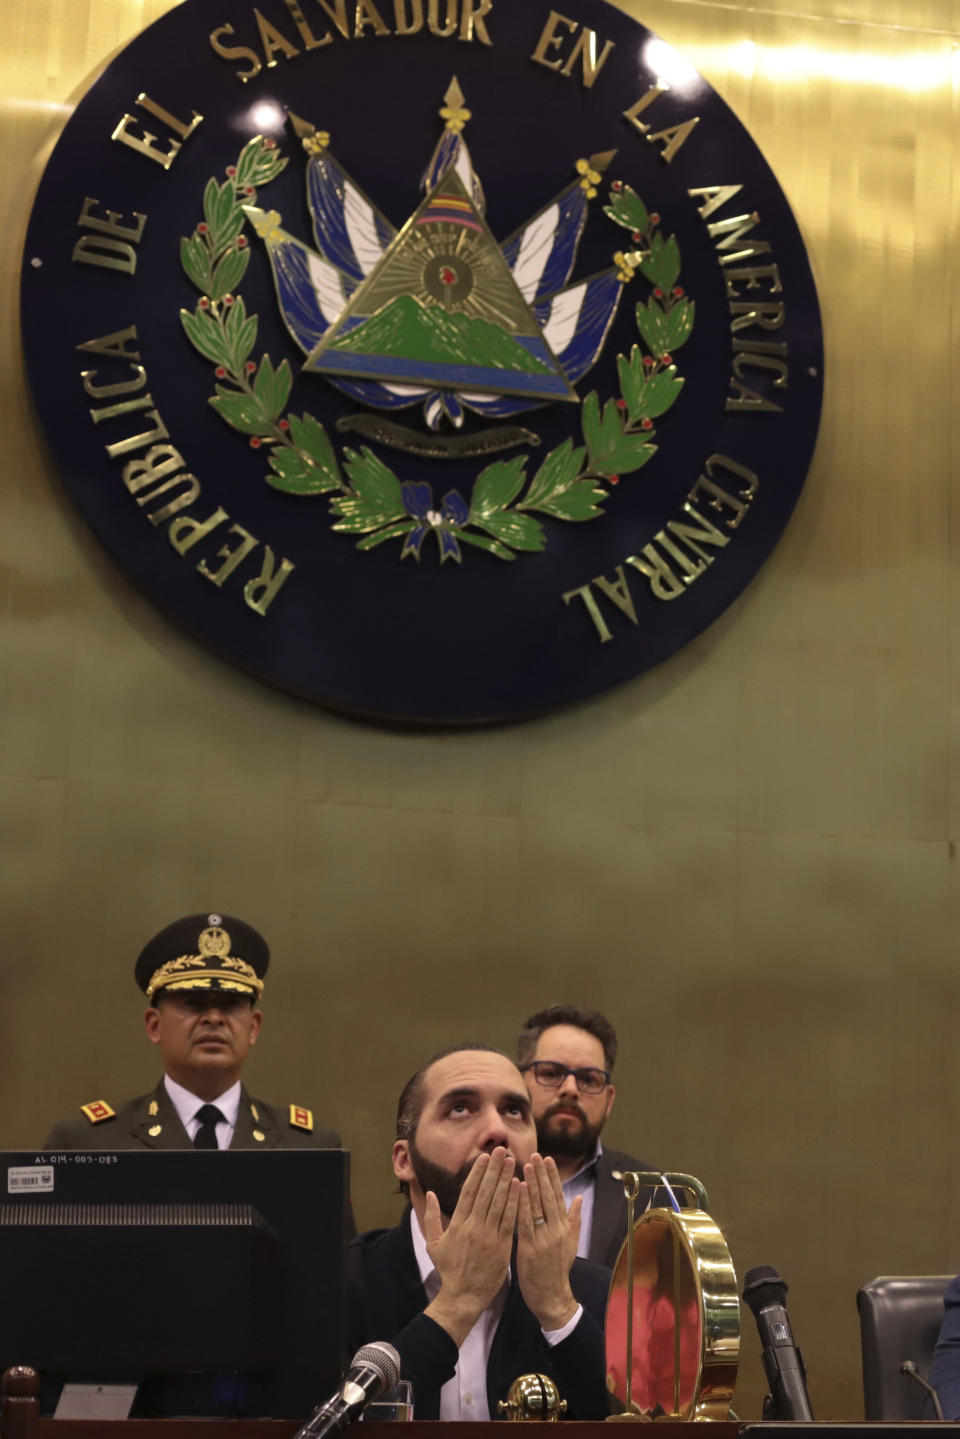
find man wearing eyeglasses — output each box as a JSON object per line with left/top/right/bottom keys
{"left": 517, "top": 1005, "right": 658, "bottom": 1270}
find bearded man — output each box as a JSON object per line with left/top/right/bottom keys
{"left": 347, "top": 1045, "right": 610, "bottom": 1420}
{"left": 517, "top": 1006, "right": 660, "bottom": 1270}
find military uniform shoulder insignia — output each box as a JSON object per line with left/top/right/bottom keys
{"left": 81, "top": 1100, "right": 116, "bottom": 1125}
{"left": 289, "top": 1104, "right": 313, "bottom": 1132}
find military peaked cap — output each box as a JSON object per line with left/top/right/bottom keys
{"left": 135, "top": 912, "right": 269, "bottom": 1001}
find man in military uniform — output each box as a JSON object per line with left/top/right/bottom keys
{"left": 44, "top": 912, "right": 341, "bottom": 1151}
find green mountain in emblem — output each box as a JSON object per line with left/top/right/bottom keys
{"left": 327, "top": 295, "right": 553, "bottom": 376}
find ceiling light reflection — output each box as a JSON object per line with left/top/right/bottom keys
{"left": 694, "top": 37, "right": 956, "bottom": 93}
{"left": 642, "top": 36, "right": 701, "bottom": 93}
{"left": 247, "top": 100, "right": 286, "bottom": 133}
{"left": 1, "top": 99, "right": 74, "bottom": 116}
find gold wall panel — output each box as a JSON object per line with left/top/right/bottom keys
{"left": 3, "top": 0, "right": 960, "bottom": 1422}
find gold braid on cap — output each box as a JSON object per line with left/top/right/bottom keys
{"left": 145, "top": 925, "right": 264, "bottom": 1000}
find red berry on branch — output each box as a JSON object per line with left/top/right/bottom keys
{"left": 226, "top": 166, "right": 237, "bottom": 177}
{"left": 245, "top": 361, "right": 256, "bottom": 373}
{"left": 245, "top": 186, "right": 255, "bottom": 196}
{"left": 264, "top": 139, "right": 276, "bottom": 149}
{"left": 237, "top": 236, "right": 247, "bottom": 248}
{"left": 278, "top": 419, "right": 290, "bottom": 431}
{"left": 674, "top": 287, "right": 684, "bottom": 297}
{"left": 215, "top": 366, "right": 226, "bottom": 378}
{"left": 199, "top": 297, "right": 209, "bottom": 309}
{"left": 643, "top": 355, "right": 654, "bottom": 368}
{"left": 616, "top": 398, "right": 627, "bottom": 410}
{"left": 609, "top": 475, "right": 620, "bottom": 486}
{"left": 224, "top": 295, "right": 234, "bottom": 306}
{"left": 650, "top": 212, "right": 660, "bottom": 224}
{"left": 662, "top": 353, "right": 673, "bottom": 364}
{"left": 249, "top": 436, "right": 262, "bottom": 448}
{"left": 611, "top": 180, "right": 623, "bottom": 193}
{"left": 653, "top": 287, "right": 663, "bottom": 298}
{"left": 642, "top": 418, "right": 653, "bottom": 430}
{"left": 631, "top": 231, "right": 642, "bottom": 242}
{"left": 197, "top": 223, "right": 208, "bottom": 233}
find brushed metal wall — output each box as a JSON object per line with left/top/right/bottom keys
{"left": 3, "top": 0, "right": 959, "bottom": 1418}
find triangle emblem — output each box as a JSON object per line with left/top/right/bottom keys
{"left": 304, "top": 166, "right": 578, "bottom": 404}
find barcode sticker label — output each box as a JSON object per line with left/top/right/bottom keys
{"left": 8, "top": 1165, "right": 54, "bottom": 1193}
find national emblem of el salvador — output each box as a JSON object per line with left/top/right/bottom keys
{"left": 21, "top": 0, "right": 823, "bottom": 721}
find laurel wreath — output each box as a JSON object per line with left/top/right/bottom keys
{"left": 179, "top": 139, "right": 695, "bottom": 564}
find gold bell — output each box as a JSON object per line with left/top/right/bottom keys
{"left": 497, "top": 1375, "right": 566, "bottom": 1421}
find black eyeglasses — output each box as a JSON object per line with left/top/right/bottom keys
{"left": 521, "top": 1061, "right": 610, "bottom": 1095}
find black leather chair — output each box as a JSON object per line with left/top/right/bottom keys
{"left": 857, "top": 1275, "right": 953, "bottom": 1419}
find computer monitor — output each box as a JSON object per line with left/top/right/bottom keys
{"left": 0, "top": 1148, "right": 349, "bottom": 1418}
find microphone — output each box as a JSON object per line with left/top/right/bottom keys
{"left": 901, "top": 1359, "right": 944, "bottom": 1421}
{"left": 295, "top": 1342, "right": 402, "bottom": 1439}
{"left": 742, "top": 1264, "right": 814, "bottom": 1421}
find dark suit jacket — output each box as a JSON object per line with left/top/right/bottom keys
{"left": 928, "top": 1274, "right": 960, "bottom": 1418}
{"left": 43, "top": 1080, "right": 341, "bottom": 1150}
{"left": 348, "top": 1212, "right": 611, "bottom": 1419}
{"left": 588, "top": 1145, "right": 660, "bottom": 1270}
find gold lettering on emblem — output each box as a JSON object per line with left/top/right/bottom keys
{"left": 725, "top": 264, "right": 782, "bottom": 297}
{"left": 355, "top": 0, "right": 390, "bottom": 35}
{"left": 562, "top": 462, "right": 759, "bottom": 642}
{"left": 562, "top": 566, "right": 637, "bottom": 644}
{"left": 88, "top": 394, "right": 171, "bottom": 459}
{"left": 105, "top": 413, "right": 171, "bottom": 459}
{"left": 244, "top": 548, "right": 296, "bottom": 616}
{"left": 81, "top": 365, "right": 147, "bottom": 399}
{"left": 168, "top": 507, "right": 229, "bottom": 556}
{"left": 393, "top": 0, "right": 424, "bottom": 33}
{"left": 315, "top": 0, "right": 351, "bottom": 39}
{"left": 459, "top": 0, "right": 492, "bottom": 43}
{"left": 624, "top": 547, "right": 685, "bottom": 600}
{"left": 73, "top": 198, "right": 148, "bottom": 274}
{"left": 562, "top": 581, "right": 615, "bottom": 644}
{"left": 426, "top": 0, "right": 457, "bottom": 38}
{"left": 77, "top": 325, "right": 142, "bottom": 362}
{"left": 690, "top": 455, "right": 759, "bottom": 520}
{"left": 113, "top": 94, "right": 203, "bottom": 169}
{"left": 708, "top": 212, "right": 771, "bottom": 266}
{"left": 253, "top": 8, "right": 301, "bottom": 65}
{"left": 531, "top": 10, "right": 614, "bottom": 88}
{"left": 687, "top": 184, "right": 743, "bottom": 221}
{"left": 643, "top": 118, "right": 699, "bottom": 164}
{"left": 88, "top": 393, "right": 153, "bottom": 424}
{"left": 622, "top": 81, "right": 669, "bottom": 133}
{"left": 280, "top": 0, "right": 331, "bottom": 49}
{"left": 728, "top": 299, "right": 785, "bottom": 334}
{"left": 121, "top": 445, "right": 201, "bottom": 523}
{"left": 732, "top": 349, "right": 788, "bottom": 387}
{"left": 209, "top": 24, "right": 263, "bottom": 83}
{"left": 197, "top": 524, "right": 259, "bottom": 587}
{"left": 624, "top": 86, "right": 698, "bottom": 163}
{"left": 665, "top": 503, "right": 730, "bottom": 562}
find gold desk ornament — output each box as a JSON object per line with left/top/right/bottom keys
{"left": 604, "top": 1173, "right": 739, "bottom": 1423}
{"left": 497, "top": 1374, "right": 567, "bottom": 1421}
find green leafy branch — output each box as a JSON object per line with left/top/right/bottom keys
{"left": 588, "top": 181, "right": 695, "bottom": 486}
{"left": 179, "top": 137, "right": 343, "bottom": 497}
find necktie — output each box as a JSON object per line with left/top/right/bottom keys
{"left": 194, "top": 1103, "right": 225, "bottom": 1149}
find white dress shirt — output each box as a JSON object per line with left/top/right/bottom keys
{"left": 409, "top": 1209, "right": 582, "bottom": 1421}
{"left": 163, "top": 1074, "right": 242, "bottom": 1149}
{"left": 560, "top": 1140, "right": 602, "bottom": 1260}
